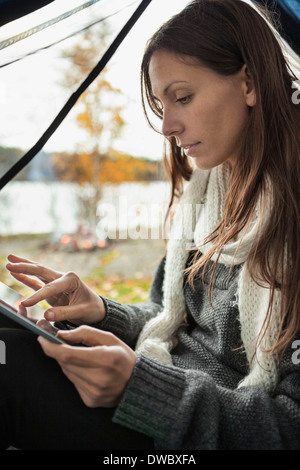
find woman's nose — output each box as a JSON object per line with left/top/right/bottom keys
{"left": 162, "top": 109, "right": 183, "bottom": 138}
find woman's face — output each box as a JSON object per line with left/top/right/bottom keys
{"left": 148, "top": 51, "right": 256, "bottom": 170}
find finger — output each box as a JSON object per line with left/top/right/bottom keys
{"left": 7, "top": 254, "right": 35, "bottom": 264}
{"left": 6, "top": 260, "right": 62, "bottom": 284}
{"left": 21, "top": 274, "right": 77, "bottom": 307}
{"left": 60, "top": 365, "right": 107, "bottom": 399}
{"left": 37, "top": 336, "right": 66, "bottom": 360}
{"left": 17, "top": 304, "right": 38, "bottom": 323}
{"left": 17, "top": 304, "right": 28, "bottom": 317}
{"left": 37, "top": 335, "right": 103, "bottom": 367}
{"left": 36, "top": 318, "right": 58, "bottom": 334}
{"left": 59, "top": 367, "right": 103, "bottom": 408}
{"left": 57, "top": 326, "right": 119, "bottom": 348}
{"left": 9, "top": 272, "right": 44, "bottom": 292}
{"left": 43, "top": 303, "right": 83, "bottom": 322}
{"left": 60, "top": 366, "right": 90, "bottom": 393}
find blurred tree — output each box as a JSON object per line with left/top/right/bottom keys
{"left": 60, "top": 22, "right": 126, "bottom": 224}
{"left": 62, "top": 23, "right": 125, "bottom": 154}
{"left": 0, "top": 146, "right": 29, "bottom": 180}
{"left": 52, "top": 151, "right": 93, "bottom": 184}
{"left": 100, "top": 148, "right": 162, "bottom": 183}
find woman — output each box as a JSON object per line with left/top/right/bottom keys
{"left": 2, "top": 0, "right": 300, "bottom": 450}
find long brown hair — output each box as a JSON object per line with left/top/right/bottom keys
{"left": 141, "top": 0, "right": 300, "bottom": 360}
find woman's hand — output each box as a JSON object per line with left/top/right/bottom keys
{"left": 38, "top": 326, "right": 136, "bottom": 408}
{"left": 6, "top": 254, "right": 106, "bottom": 325}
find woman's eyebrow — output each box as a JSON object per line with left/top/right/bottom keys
{"left": 152, "top": 80, "right": 189, "bottom": 101}
{"left": 163, "top": 80, "right": 189, "bottom": 96}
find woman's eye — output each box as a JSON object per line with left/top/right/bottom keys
{"left": 176, "top": 95, "right": 192, "bottom": 104}
{"left": 153, "top": 98, "right": 164, "bottom": 113}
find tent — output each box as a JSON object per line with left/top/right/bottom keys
{"left": 0, "top": 0, "right": 299, "bottom": 50}
{"left": 0, "top": 0, "right": 299, "bottom": 190}
{"left": 256, "top": 0, "right": 299, "bottom": 55}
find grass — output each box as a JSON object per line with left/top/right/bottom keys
{"left": 83, "top": 249, "right": 151, "bottom": 304}
{"left": 0, "top": 243, "right": 152, "bottom": 306}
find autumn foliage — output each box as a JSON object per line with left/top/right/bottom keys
{"left": 51, "top": 148, "right": 163, "bottom": 184}
{"left": 52, "top": 24, "right": 163, "bottom": 186}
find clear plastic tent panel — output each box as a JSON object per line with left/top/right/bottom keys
{"left": 0, "top": 0, "right": 299, "bottom": 180}
{"left": 0, "top": 1, "right": 195, "bottom": 178}
{"left": 0, "top": 0, "right": 298, "bottom": 239}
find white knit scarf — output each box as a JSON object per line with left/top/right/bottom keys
{"left": 136, "top": 165, "right": 281, "bottom": 391}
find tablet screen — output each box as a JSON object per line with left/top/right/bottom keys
{"left": 0, "top": 281, "right": 43, "bottom": 319}
{"left": 0, "top": 281, "right": 64, "bottom": 344}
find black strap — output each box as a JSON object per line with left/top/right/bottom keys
{"left": 0, "top": 0, "right": 152, "bottom": 191}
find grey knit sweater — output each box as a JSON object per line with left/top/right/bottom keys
{"left": 97, "top": 253, "right": 300, "bottom": 450}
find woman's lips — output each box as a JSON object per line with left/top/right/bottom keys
{"left": 183, "top": 142, "right": 201, "bottom": 155}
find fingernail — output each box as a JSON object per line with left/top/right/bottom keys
{"left": 46, "top": 310, "right": 54, "bottom": 321}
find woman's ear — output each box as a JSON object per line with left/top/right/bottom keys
{"left": 241, "top": 64, "right": 256, "bottom": 107}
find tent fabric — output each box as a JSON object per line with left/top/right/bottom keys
{"left": 0, "top": 1, "right": 298, "bottom": 53}
{"left": 253, "top": 0, "right": 299, "bottom": 55}
{"left": 0, "top": 0, "right": 153, "bottom": 190}
{"left": 0, "top": 0, "right": 133, "bottom": 68}
{"left": 275, "top": 1, "right": 300, "bottom": 63}
{"left": 279, "top": 0, "right": 300, "bottom": 20}
{"left": 0, "top": 1, "right": 108, "bottom": 54}
{"left": 273, "top": 0, "right": 300, "bottom": 55}
{"left": 0, "top": 0, "right": 54, "bottom": 27}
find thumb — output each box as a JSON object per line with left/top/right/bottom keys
{"left": 57, "top": 326, "right": 118, "bottom": 347}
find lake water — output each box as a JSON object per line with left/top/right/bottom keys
{"left": 0, "top": 181, "right": 170, "bottom": 237}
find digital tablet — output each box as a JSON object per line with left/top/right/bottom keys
{"left": 0, "top": 281, "right": 64, "bottom": 344}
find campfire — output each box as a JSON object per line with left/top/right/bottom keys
{"left": 59, "top": 223, "right": 107, "bottom": 252}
